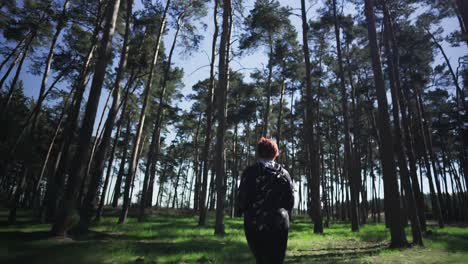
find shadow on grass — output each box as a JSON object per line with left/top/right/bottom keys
{"left": 425, "top": 230, "right": 468, "bottom": 252}
{"left": 286, "top": 242, "right": 389, "bottom": 263}
{"left": 0, "top": 230, "right": 50, "bottom": 241}
{"left": 1, "top": 237, "right": 115, "bottom": 264}
{"left": 0, "top": 231, "right": 252, "bottom": 264}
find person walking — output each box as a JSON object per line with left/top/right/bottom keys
{"left": 236, "top": 137, "right": 294, "bottom": 264}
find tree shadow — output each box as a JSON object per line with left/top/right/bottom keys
{"left": 130, "top": 239, "right": 252, "bottom": 262}
{"left": 0, "top": 230, "right": 51, "bottom": 241}
{"left": 285, "top": 242, "right": 389, "bottom": 263}
{"left": 425, "top": 231, "right": 468, "bottom": 253}
{"left": 1, "top": 231, "right": 253, "bottom": 264}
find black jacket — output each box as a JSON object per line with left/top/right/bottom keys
{"left": 236, "top": 162, "right": 294, "bottom": 231}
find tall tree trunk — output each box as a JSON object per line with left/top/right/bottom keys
{"left": 214, "top": 0, "right": 232, "bottom": 235}
{"left": 364, "top": 0, "right": 407, "bottom": 247}
{"left": 301, "top": 0, "right": 322, "bottom": 233}
{"left": 192, "top": 112, "right": 202, "bottom": 211}
{"left": 95, "top": 75, "right": 135, "bottom": 218}
{"left": 383, "top": 1, "right": 427, "bottom": 232}
{"left": 51, "top": 0, "right": 121, "bottom": 236}
{"left": 79, "top": 0, "right": 133, "bottom": 231}
{"left": 419, "top": 89, "right": 447, "bottom": 221}
{"left": 35, "top": 89, "right": 74, "bottom": 221}
{"left": 43, "top": 9, "right": 103, "bottom": 221}
{"left": 119, "top": 0, "right": 170, "bottom": 224}
{"left": 332, "top": 0, "right": 359, "bottom": 232}
{"left": 230, "top": 121, "right": 239, "bottom": 218}
{"left": 199, "top": 0, "right": 219, "bottom": 226}
{"left": 382, "top": 3, "right": 423, "bottom": 245}
{"left": 78, "top": 89, "right": 112, "bottom": 206}
{"left": 413, "top": 85, "right": 445, "bottom": 228}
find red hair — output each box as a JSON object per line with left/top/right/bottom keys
{"left": 257, "top": 137, "right": 279, "bottom": 160}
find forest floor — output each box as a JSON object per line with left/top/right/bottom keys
{"left": 0, "top": 209, "right": 467, "bottom": 264}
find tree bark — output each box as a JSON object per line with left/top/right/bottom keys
{"left": 192, "top": 112, "right": 202, "bottom": 211}
{"left": 364, "top": 0, "right": 407, "bottom": 247}
{"left": 79, "top": 0, "right": 133, "bottom": 231}
{"left": 382, "top": 3, "right": 423, "bottom": 245}
{"left": 214, "top": 0, "right": 232, "bottom": 235}
{"left": 332, "top": 0, "right": 359, "bottom": 232}
{"left": 301, "top": 0, "right": 322, "bottom": 233}
{"left": 51, "top": 0, "right": 121, "bottom": 236}
{"left": 199, "top": 0, "right": 219, "bottom": 226}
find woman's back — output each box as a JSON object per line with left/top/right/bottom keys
{"left": 236, "top": 137, "right": 294, "bottom": 264}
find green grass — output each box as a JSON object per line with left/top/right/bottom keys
{"left": 1, "top": 209, "right": 467, "bottom": 263}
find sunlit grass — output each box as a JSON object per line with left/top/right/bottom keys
{"left": 1, "top": 209, "right": 467, "bottom": 263}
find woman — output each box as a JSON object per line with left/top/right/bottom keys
{"left": 236, "top": 137, "right": 294, "bottom": 264}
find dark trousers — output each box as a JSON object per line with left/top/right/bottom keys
{"left": 244, "top": 224, "right": 289, "bottom": 264}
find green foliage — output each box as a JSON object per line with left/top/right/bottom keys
{"left": 239, "top": 0, "right": 292, "bottom": 52}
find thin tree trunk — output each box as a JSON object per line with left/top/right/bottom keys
{"left": 96, "top": 81, "right": 132, "bottom": 219}
{"left": 119, "top": 0, "right": 170, "bottom": 224}
{"left": 139, "top": 12, "right": 181, "bottom": 221}
{"left": 112, "top": 117, "right": 131, "bottom": 207}
{"left": 199, "top": 0, "right": 219, "bottom": 226}
{"left": 230, "top": 121, "right": 239, "bottom": 218}
{"left": 214, "top": 0, "right": 232, "bottom": 235}
{"left": 192, "top": 112, "right": 202, "bottom": 211}
{"left": 171, "top": 161, "right": 184, "bottom": 209}
{"left": 275, "top": 81, "right": 286, "bottom": 150}
{"left": 333, "top": 0, "right": 359, "bottom": 232}
{"left": 37, "top": 90, "right": 74, "bottom": 222}
{"left": 262, "top": 36, "right": 274, "bottom": 137}
{"left": 301, "top": 0, "right": 322, "bottom": 234}
{"left": 34, "top": 89, "right": 74, "bottom": 208}
{"left": 413, "top": 85, "right": 444, "bottom": 228}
